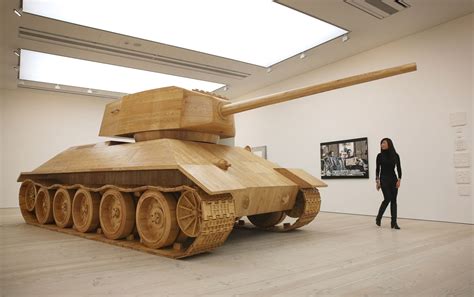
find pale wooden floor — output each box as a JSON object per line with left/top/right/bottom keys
{"left": 1, "top": 208, "right": 472, "bottom": 297}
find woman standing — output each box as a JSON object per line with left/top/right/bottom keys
{"left": 375, "top": 138, "right": 402, "bottom": 229}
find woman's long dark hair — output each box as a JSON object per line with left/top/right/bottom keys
{"left": 380, "top": 138, "right": 398, "bottom": 162}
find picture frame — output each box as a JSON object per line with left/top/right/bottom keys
{"left": 320, "top": 137, "right": 369, "bottom": 179}
{"left": 251, "top": 146, "right": 267, "bottom": 159}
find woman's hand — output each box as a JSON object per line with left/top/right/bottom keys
{"left": 376, "top": 180, "right": 381, "bottom": 191}
{"left": 396, "top": 179, "right": 401, "bottom": 188}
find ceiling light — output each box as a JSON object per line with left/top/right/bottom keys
{"left": 22, "top": 0, "right": 347, "bottom": 67}
{"left": 14, "top": 50, "right": 20, "bottom": 57}
{"left": 13, "top": 9, "right": 22, "bottom": 17}
{"left": 19, "top": 50, "right": 225, "bottom": 93}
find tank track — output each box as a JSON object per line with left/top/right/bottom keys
{"left": 19, "top": 179, "right": 235, "bottom": 259}
{"left": 279, "top": 188, "right": 322, "bottom": 231}
{"left": 237, "top": 188, "right": 321, "bottom": 232}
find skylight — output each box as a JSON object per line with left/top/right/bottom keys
{"left": 19, "top": 50, "right": 225, "bottom": 93}
{"left": 22, "top": 0, "right": 347, "bottom": 67}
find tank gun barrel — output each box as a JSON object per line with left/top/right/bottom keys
{"left": 220, "top": 63, "right": 417, "bottom": 117}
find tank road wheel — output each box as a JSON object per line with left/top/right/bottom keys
{"left": 53, "top": 188, "right": 74, "bottom": 228}
{"left": 99, "top": 190, "right": 135, "bottom": 240}
{"left": 35, "top": 188, "right": 55, "bottom": 224}
{"left": 248, "top": 211, "right": 286, "bottom": 229}
{"left": 19, "top": 181, "right": 38, "bottom": 223}
{"left": 72, "top": 189, "right": 100, "bottom": 233}
{"left": 20, "top": 181, "right": 37, "bottom": 212}
{"left": 176, "top": 190, "right": 202, "bottom": 237}
{"left": 136, "top": 190, "right": 179, "bottom": 248}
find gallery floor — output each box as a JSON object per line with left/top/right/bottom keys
{"left": 1, "top": 208, "right": 472, "bottom": 297}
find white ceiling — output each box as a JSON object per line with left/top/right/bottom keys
{"left": 1, "top": 0, "right": 473, "bottom": 99}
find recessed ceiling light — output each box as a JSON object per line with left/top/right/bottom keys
{"left": 22, "top": 0, "right": 347, "bottom": 67}
{"left": 19, "top": 50, "right": 225, "bottom": 93}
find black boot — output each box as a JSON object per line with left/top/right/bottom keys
{"left": 375, "top": 217, "right": 381, "bottom": 226}
{"left": 391, "top": 223, "right": 400, "bottom": 229}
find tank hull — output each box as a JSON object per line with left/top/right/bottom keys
{"left": 19, "top": 139, "right": 326, "bottom": 216}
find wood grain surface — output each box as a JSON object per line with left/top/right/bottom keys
{"left": 1, "top": 208, "right": 472, "bottom": 297}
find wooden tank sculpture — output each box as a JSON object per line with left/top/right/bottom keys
{"left": 18, "top": 63, "right": 416, "bottom": 258}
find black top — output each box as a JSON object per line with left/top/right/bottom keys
{"left": 376, "top": 151, "right": 402, "bottom": 180}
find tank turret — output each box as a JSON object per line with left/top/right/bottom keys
{"left": 17, "top": 63, "right": 416, "bottom": 258}
{"left": 99, "top": 63, "right": 416, "bottom": 143}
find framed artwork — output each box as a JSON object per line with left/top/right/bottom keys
{"left": 251, "top": 146, "right": 267, "bottom": 159}
{"left": 320, "top": 137, "right": 369, "bottom": 179}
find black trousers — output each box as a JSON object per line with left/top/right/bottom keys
{"left": 376, "top": 177, "right": 398, "bottom": 224}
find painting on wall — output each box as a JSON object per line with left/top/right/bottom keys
{"left": 320, "top": 137, "right": 369, "bottom": 179}
{"left": 250, "top": 146, "right": 267, "bottom": 159}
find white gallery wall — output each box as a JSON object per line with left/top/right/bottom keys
{"left": 234, "top": 14, "right": 473, "bottom": 224}
{"left": 0, "top": 88, "right": 114, "bottom": 207}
